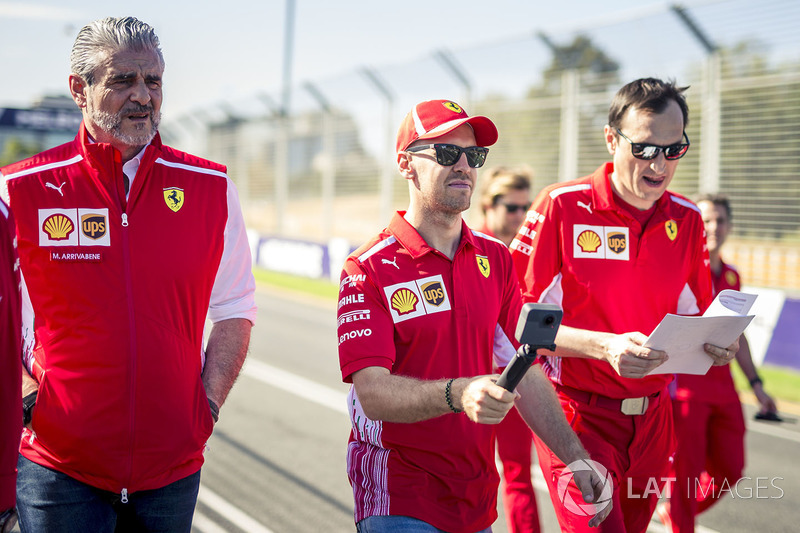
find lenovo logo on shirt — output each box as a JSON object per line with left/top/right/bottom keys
{"left": 384, "top": 274, "right": 451, "bottom": 324}
{"left": 573, "top": 225, "right": 629, "bottom": 260}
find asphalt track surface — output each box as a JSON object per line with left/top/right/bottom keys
{"left": 191, "top": 286, "right": 800, "bottom": 533}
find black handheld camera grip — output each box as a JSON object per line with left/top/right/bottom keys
{"left": 496, "top": 346, "right": 537, "bottom": 392}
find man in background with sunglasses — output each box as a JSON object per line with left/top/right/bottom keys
{"left": 337, "top": 100, "right": 609, "bottom": 533}
{"left": 510, "top": 78, "right": 738, "bottom": 532}
{"left": 478, "top": 167, "right": 543, "bottom": 533}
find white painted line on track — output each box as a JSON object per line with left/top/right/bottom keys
{"left": 194, "top": 360, "right": 348, "bottom": 533}
{"left": 197, "top": 485, "right": 274, "bottom": 533}
{"left": 244, "top": 359, "right": 800, "bottom": 445}
{"left": 243, "top": 359, "right": 348, "bottom": 414}
{"left": 242, "top": 360, "right": 800, "bottom": 533}
{"left": 746, "top": 418, "right": 800, "bottom": 443}
{"left": 192, "top": 510, "right": 231, "bottom": 533}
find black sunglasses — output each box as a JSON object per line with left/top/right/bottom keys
{"left": 615, "top": 128, "right": 690, "bottom": 160}
{"left": 500, "top": 203, "right": 528, "bottom": 214}
{"left": 405, "top": 143, "right": 489, "bottom": 168}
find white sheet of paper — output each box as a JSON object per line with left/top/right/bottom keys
{"left": 644, "top": 290, "right": 757, "bottom": 375}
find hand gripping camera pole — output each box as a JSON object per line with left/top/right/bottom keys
{"left": 496, "top": 303, "right": 563, "bottom": 392}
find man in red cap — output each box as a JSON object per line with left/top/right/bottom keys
{"left": 337, "top": 100, "right": 610, "bottom": 533}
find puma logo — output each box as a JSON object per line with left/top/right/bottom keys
{"left": 577, "top": 201, "right": 592, "bottom": 214}
{"left": 381, "top": 257, "right": 399, "bottom": 269}
{"left": 46, "top": 182, "right": 66, "bottom": 196}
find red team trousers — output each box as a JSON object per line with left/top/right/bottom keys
{"left": 496, "top": 407, "right": 540, "bottom": 533}
{"left": 668, "top": 394, "right": 745, "bottom": 532}
{"left": 534, "top": 387, "right": 675, "bottom": 533}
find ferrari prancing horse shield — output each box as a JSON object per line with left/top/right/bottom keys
{"left": 164, "top": 188, "right": 184, "bottom": 212}
{"left": 476, "top": 255, "right": 490, "bottom": 278}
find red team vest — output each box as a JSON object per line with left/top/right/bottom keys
{"left": 2, "top": 124, "right": 230, "bottom": 494}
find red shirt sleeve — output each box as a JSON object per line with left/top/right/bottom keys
{"left": 337, "top": 257, "right": 396, "bottom": 383}
{"left": 511, "top": 187, "right": 562, "bottom": 304}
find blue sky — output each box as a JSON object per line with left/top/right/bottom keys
{"left": 0, "top": 0, "right": 681, "bottom": 117}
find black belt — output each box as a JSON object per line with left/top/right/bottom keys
{"left": 555, "top": 384, "right": 661, "bottom": 416}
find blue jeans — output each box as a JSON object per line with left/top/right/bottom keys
{"left": 16, "top": 455, "right": 201, "bottom": 533}
{"left": 356, "top": 515, "right": 492, "bottom": 533}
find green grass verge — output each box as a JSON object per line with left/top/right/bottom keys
{"left": 731, "top": 362, "right": 800, "bottom": 405}
{"left": 253, "top": 267, "right": 339, "bottom": 300}
{"left": 253, "top": 267, "right": 800, "bottom": 406}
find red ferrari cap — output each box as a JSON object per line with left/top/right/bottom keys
{"left": 395, "top": 99, "right": 498, "bottom": 153}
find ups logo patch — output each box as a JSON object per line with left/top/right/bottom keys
{"left": 421, "top": 281, "right": 445, "bottom": 307}
{"left": 81, "top": 213, "right": 107, "bottom": 240}
{"left": 607, "top": 232, "right": 627, "bottom": 254}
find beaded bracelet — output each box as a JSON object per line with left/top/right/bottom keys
{"left": 208, "top": 398, "right": 220, "bottom": 422}
{"left": 445, "top": 378, "right": 462, "bottom": 414}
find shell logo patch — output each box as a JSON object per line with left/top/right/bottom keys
{"left": 383, "top": 274, "right": 451, "bottom": 324}
{"left": 391, "top": 288, "right": 418, "bottom": 315}
{"left": 607, "top": 232, "right": 627, "bottom": 254}
{"left": 476, "top": 255, "right": 490, "bottom": 278}
{"left": 725, "top": 270, "right": 738, "bottom": 287}
{"left": 443, "top": 101, "right": 463, "bottom": 114}
{"left": 573, "top": 225, "right": 629, "bottom": 261}
{"left": 577, "top": 230, "right": 602, "bottom": 253}
{"left": 42, "top": 214, "right": 74, "bottom": 241}
{"left": 665, "top": 220, "right": 678, "bottom": 241}
{"left": 164, "top": 188, "right": 184, "bottom": 212}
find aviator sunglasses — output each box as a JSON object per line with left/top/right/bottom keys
{"left": 615, "top": 128, "right": 690, "bottom": 160}
{"left": 405, "top": 143, "right": 490, "bottom": 168}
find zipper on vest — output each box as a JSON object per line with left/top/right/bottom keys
{"left": 121, "top": 212, "right": 136, "bottom": 498}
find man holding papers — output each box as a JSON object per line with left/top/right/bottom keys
{"left": 661, "top": 194, "right": 778, "bottom": 532}
{"left": 510, "top": 78, "right": 738, "bottom": 533}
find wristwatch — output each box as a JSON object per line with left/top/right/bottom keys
{"left": 22, "top": 391, "right": 37, "bottom": 426}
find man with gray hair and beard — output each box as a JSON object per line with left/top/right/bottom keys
{"left": 1, "top": 16, "right": 256, "bottom": 532}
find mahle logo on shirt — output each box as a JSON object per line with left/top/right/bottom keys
{"left": 384, "top": 274, "right": 451, "bottom": 324}
{"left": 573, "top": 225, "right": 629, "bottom": 261}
